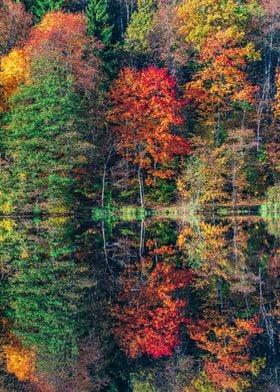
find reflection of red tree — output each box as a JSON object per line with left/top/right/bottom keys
{"left": 189, "top": 316, "right": 263, "bottom": 391}
{"left": 112, "top": 252, "right": 192, "bottom": 358}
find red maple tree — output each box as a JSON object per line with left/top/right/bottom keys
{"left": 108, "top": 66, "right": 191, "bottom": 183}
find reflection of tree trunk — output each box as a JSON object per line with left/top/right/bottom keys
{"left": 138, "top": 165, "right": 144, "bottom": 207}
{"left": 232, "top": 159, "right": 237, "bottom": 211}
{"left": 101, "top": 220, "right": 116, "bottom": 278}
{"left": 102, "top": 220, "right": 108, "bottom": 266}
{"left": 139, "top": 219, "right": 145, "bottom": 279}
{"left": 233, "top": 214, "right": 238, "bottom": 266}
{"left": 258, "top": 268, "right": 275, "bottom": 351}
{"left": 139, "top": 219, "right": 145, "bottom": 259}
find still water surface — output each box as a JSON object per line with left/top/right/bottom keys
{"left": 0, "top": 213, "right": 279, "bottom": 391}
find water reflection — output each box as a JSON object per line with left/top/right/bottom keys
{"left": 0, "top": 214, "right": 279, "bottom": 391}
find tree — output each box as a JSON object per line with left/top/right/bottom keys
{"left": 0, "top": 0, "right": 32, "bottom": 57}
{"left": 0, "top": 59, "right": 93, "bottom": 213}
{"left": 177, "top": 219, "right": 232, "bottom": 287}
{"left": 273, "top": 69, "right": 280, "bottom": 119}
{"left": 4, "top": 335, "right": 36, "bottom": 383}
{"left": 22, "top": 0, "right": 65, "bottom": 20}
{"left": 0, "top": 48, "right": 29, "bottom": 112}
{"left": 149, "top": 1, "right": 191, "bottom": 74}
{"left": 112, "top": 245, "right": 192, "bottom": 358}
{"left": 188, "top": 315, "right": 264, "bottom": 392}
{"left": 185, "top": 28, "right": 259, "bottom": 142}
{"left": 5, "top": 218, "right": 93, "bottom": 374}
{"left": 108, "top": 66, "right": 190, "bottom": 206}
{"left": 177, "top": 137, "right": 229, "bottom": 210}
{"left": 124, "top": 0, "right": 156, "bottom": 54}
{"left": 86, "top": 0, "right": 113, "bottom": 46}
{"left": 224, "top": 128, "right": 256, "bottom": 210}
{"left": 0, "top": 11, "right": 102, "bottom": 108}
{"left": 25, "top": 11, "right": 102, "bottom": 92}
{"left": 175, "top": 0, "right": 261, "bottom": 50}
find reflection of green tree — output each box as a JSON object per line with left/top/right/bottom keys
{"left": 263, "top": 217, "right": 280, "bottom": 239}
{"left": 4, "top": 218, "right": 93, "bottom": 373}
{"left": 146, "top": 220, "right": 177, "bottom": 247}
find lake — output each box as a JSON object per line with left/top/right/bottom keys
{"left": 0, "top": 212, "right": 279, "bottom": 391}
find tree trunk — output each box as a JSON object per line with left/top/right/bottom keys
{"left": 101, "top": 162, "right": 106, "bottom": 209}
{"left": 232, "top": 159, "right": 237, "bottom": 211}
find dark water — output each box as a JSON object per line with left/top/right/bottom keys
{"left": 0, "top": 213, "right": 279, "bottom": 391}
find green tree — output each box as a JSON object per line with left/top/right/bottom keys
{"left": 22, "top": 0, "right": 65, "bottom": 20}
{"left": 124, "top": 0, "right": 156, "bottom": 54}
{"left": 0, "top": 59, "right": 93, "bottom": 214}
{"left": 86, "top": 0, "right": 113, "bottom": 46}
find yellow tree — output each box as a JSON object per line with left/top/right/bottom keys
{"left": 0, "top": 48, "right": 29, "bottom": 111}
{"left": 177, "top": 137, "right": 229, "bottom": 210}
{"left": 4, "top": 335, "right": 36, "bottom": 383}
{"left": 177, "top": 219, "right": 231, "bottom": 287}
{"left": 175, "top": 0, "right": 261, "bottom": 50}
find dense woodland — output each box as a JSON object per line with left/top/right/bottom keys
{"left": 0, "top": 0, "right": 279, "bottom": 214}
{"left": 0, "top": 1, "right": 279, "bottom": 392}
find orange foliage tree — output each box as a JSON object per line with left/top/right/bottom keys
{"left": 274, "top": 69, "right": 280, "bottom": 119}
{"left": 0, "top": 11, "right": 102, "bottom": 108}
{"left": 112, "top": 245, "right": 192, "bottom": 359}
{"left": 188, "top": 315, "right": 264, "bottom": 391}
{"left": 108, "top": 66, "right": 190, "bottom": 200}
{"left": 25, "top": 11, "right": 101, "bottom": 91}
{"left": 186, "top": 28, "right": 259, "bottom": 142}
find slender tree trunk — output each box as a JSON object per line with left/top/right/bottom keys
{"left": 102, "top": 220, "right": 108, "bottom": 265}
{"left": 101, "top": 162, "right": 106, "bottom": 209}
{"left": 101, "top": 143, "right": 113, "bottom": 208}
{"left": 139, "top": 219, "right": 145, "bottom": 269}
{"left": 256, "top": 33, "right": 273, "bottom": 151}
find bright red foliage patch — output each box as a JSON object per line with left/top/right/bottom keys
{"left": 112, "top": 248, "right": 192, "bottom": 359}
{"left": 108, "top": 66, "right": 190, "bottom": 182}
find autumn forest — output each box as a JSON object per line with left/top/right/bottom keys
{"left": 0, "top": 0, "right": 279, "bottom": 391}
